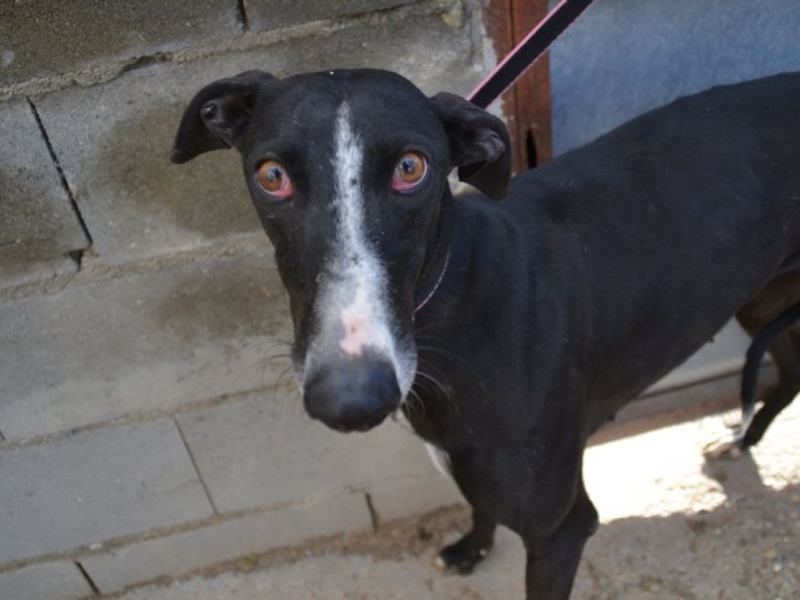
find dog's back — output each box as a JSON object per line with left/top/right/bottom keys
{"left": 491, "top": 73, "right": 800, "bottom": 425}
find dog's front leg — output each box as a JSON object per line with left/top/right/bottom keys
{"left": 437, "top": 506, "right": 496, "bottom": 574}
{"left": 524, "top": 482, "right": 598, "bottom": 600}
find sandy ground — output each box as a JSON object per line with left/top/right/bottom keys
{"left": 110, "top": 399, "right": 800, "bottom": 600}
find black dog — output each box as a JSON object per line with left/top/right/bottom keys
{"left": 738, "top": 299, "right": 800, "bottom": 443}
{"left": 172, "top": 70, "right": 800, "bottom": 599}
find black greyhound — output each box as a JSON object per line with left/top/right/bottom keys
{"left": 172, "top": 70, "right": 800, "bottom": 599}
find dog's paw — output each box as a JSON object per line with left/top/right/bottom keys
{"left": 702, "top": 438, "right": 745, "bottom": 461}
{"left": 435, "top": 538, "right": 491, "bottom": 575}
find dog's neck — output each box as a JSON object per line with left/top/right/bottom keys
{"left": 413, "top": 187, "right": 458, "bottom": 317}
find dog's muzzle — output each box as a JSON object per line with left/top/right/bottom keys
{"left": 303, "top": 350, "right": 401, "bottom": 432}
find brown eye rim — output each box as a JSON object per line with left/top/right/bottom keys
{"left": 255, "top": 159, "right": 293, "bottom": 199}
{"left": 391, "top": 151, "right": 428, "bottom": 192}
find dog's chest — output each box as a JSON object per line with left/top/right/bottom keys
{"left": 425, "top": 442, "right": 452, "bottom": 477}
{"left": 394, "top": 409, "right": 452, "bottom": 477}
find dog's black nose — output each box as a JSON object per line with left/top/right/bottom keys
{"left": 303, "top": 354, "right": 401, "bottom": 432}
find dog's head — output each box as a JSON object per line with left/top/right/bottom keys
{"left": 172, "top": 69, "right": 510, "bottom": 432}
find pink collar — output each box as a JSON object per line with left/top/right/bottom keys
{"left": 413, "top": 248, "right": 451, "bottom": 318}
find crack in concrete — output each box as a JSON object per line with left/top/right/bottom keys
{"left": 364, "top": 493, "right": 380, "bottom": 532}
{"left": 118, "top": 52, "right": 174, "bottom": 76}
{"left": 237, "top": 0, "right": 250, "bottom": 32}
{"left": 174, "top": 416, "right": 220, "bottom": 516}
{"left": 26, "top": 98, "right": 94, "bottom": 250}
{"left": 74, "top": 561, "right": 101, "bottom": 596}
{"left": 0, "top": 0, "right": 453, "bottom": 103}
{"left": 0, "top": 232, "right": 270, "bottom": 304}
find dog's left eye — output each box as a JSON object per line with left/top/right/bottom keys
{"left": 255, "top": 160, "right": 293, "bottom": 199}
{"left": 391, "top": 152, "right": 428, "bottom": 192}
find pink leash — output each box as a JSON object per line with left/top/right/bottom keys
{"left": 467, "top": 0, "right": 595, "bottom": 109}
{"left": 415, "top": 0, "right": 594, "bottom": 315}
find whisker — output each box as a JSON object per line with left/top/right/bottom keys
{"left": 416, "top": 340, "right": 473, "bottom": 374}
{"left": 271, "top": 366, "right": 301, "bottom": 414}
{"left": 224, "top": 338, "right": 293, "bottom": 397}
{"left": 403, "top": 387, "right": 427, "bottom": 419}
{"left": 414, "top": 368, "right": 452, "bottom": 403}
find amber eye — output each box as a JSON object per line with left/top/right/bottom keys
{"left": 256, "top": 160, "right": 293, "bottom": 199}
{"left": 391, "top": 152, "right": 428, "bottom": 192}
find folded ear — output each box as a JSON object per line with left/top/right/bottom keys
{"left": 430, "top": 92, "right": 512, "bottom": 201}
{"left": 171, "top": 70, "right": 277, "bottom": 164}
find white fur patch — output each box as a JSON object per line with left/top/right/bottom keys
{"left": 310, "top": 103, "right": 416, "bottom": 395}
{"left": 425, "top": 442, "right": 452, "bottom": 477}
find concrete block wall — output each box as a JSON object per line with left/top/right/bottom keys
{"left": 0, "top": 2, "right": 482, "bottom": 597}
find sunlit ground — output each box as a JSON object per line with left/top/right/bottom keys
{"left": 116, "top": 398, "right": 800, "bottom": 599}
{"left": 576, "top": 397, "right": 800, "bottom": 599}
{"left": 586, "top": 399, "right": 800, "bottom": 520}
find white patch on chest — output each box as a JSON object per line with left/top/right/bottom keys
{"left": 394, "top": 411, "right": 451, "bottom": 478}
{"left": 425, "top": 442, "right": 452, "bottom": 478}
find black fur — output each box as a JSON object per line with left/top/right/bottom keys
{"left": 173, "top": 70, "right": 800, "bottom": 599}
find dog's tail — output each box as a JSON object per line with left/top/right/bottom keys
{"left": 739, "top": 299, "right": 800, "bottom": 435}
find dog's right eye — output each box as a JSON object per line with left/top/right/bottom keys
{"left": 255, "top": 160, "right": 293, "bottom": 199}
{"left": 391, "top": 152, "right": 428, "bottom": 193}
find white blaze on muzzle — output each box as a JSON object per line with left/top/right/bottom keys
{"left": 307, "top": 102, "right": 416, "bottom": 395}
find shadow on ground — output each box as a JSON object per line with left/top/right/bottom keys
{"left": 113, "top": 403, "right": 800, "bottom": 600}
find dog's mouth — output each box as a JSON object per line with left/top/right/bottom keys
{"left": 323, "top": 412, "right": 393, "bottom": 434}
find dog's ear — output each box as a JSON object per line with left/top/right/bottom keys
{"left": 430, "top": 92, "right": 511, "bottom": 201}
{"left": 171, "top": 70, "right": 277, "bottom": 164}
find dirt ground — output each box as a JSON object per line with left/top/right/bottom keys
{"left": 110, "top": 399, "right": 800, "bottom": 600}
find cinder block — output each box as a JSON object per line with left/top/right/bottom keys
{"left": 176, "top": 394, "right": 442, "bottom": 513}
{"left": 0, "top": 562, "right": 93, "bottom": 600}
{"left": 0, "top": 247, "right": 292, "bottom": 440}
{"left": 368, "top": 476, "right": 464, "bottom": 525}
{"left": 0, "top": 419, "right": 212, "bottom": 565}
{"left": 246, "top": 0, "right": 417, "bottom": 32}
{"left": 0, "top": 100, "right": 88, "bottom": 286}
{"left": 33, "top": 10, "right": 480, "bottom": 265}
{"left": 0, "top": 0, "right": 240, "bottom": 86}
{"left": 32, "top": 58, "right": 263, "bottom": 266}
{"left": 551, "top": 0, "right": 800, "bottom": 155}
{"left": 80, "top": 493, "right": 371, "bottom": 593}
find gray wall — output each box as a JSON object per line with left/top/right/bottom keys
{"left": 0, "top": 2, "right": 481, "bottom": 597}
{"left": 550, "top": 0, "right": 800, "bottom": 154}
